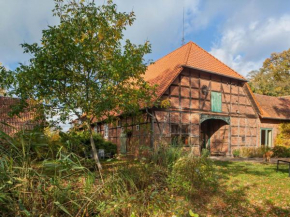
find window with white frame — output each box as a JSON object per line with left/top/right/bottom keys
{"left": 136, "top": 125, "right": 140, "bottom": 131}
{"left": 261, "top": 128, "right": 272, "bottom": 147}
{"left": 104, "top": 124, "right": 109, "bottom": 138}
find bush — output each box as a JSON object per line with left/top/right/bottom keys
{"left": 101, "top": 163, "right": 174, "bottom": 216}
{"left": 272, "top": 146, "right": 290, "bottom": 157}
{"left": 168, "top": 152, "right": 217, "bottom": 197}
{"left": 233, "top": 149, "right": 240, "bottom": 157}
{"left": 3, "top": 128, "right": 63, "bottom": 161}
{"left": 276, "top": 123, "right": 290, "bottom": 147}
{"left": 238, "top": 147, "right": 270, "bottom": 158}
{"left": 148, "top": 144, "right": 183, "bottom": 169}
{"left": 60, "top": 131, "right": 117, "bottom": 158}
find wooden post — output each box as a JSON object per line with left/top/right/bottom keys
{"left": 245, "top": 118, "right": 248, "bottom": 147}
{"left": 150, "top": 112, "right": 154, "bottom": 149}
{"left": 238, "top": 117, "right": 240, "bottom": 149}
{"left": 189, "top": 69, "right": 192, "bottom": 145}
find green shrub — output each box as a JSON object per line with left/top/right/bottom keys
{"left": 60, "top": 131, "right": 117, "bottom": 157}
{"left": 233, "top": 149, "right": 240, "bottom": 157}
{"left": 239, "top": 147, "right": 270, "bottom": 158}
{"left": 148, "top": 144, "right": 183, "bottom": 169}
{"left": 169, "top": 153, "right": 217, "bottom": 197}
{"left": 272, "top": 146, "right": 290, "bottom": 157}
{"left": 201, "top": 148, "right": 210, "bottom": 157}
{"left": 276, "top": 123, "right": 290, "bottom": 147}
{"left": 101, "top": 163, "right": 173, "bottom": 216}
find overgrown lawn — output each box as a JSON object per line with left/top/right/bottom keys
{"left": 193, "top": 160, "right": 290, "bottom": 216}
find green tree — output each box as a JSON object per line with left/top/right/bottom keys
{"left": 248, "top": 48, "right": 290, "bottom": 96}
{"left": 0, "top": 63, "right": 12, "bottom": 95}
{"left": 12, "top": 0, "right": 154, "bottom": 171}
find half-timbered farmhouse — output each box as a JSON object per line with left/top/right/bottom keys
{"left": 94, "top": 41, "right": 290, "bottom": 156}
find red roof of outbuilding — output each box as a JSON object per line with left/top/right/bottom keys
{"left": 253, "top": 93, "right": 290, "bottom": 120}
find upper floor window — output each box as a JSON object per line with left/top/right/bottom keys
{"left": 211, "top": 91, "right": 222, "bottom": 113}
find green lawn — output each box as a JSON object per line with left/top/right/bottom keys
{"left": 193, "top": 160, "right": 290, "bottom": 216}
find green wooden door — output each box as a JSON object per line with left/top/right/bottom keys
{"left": 211, "top": 91, "right": 222, "bottom": 112}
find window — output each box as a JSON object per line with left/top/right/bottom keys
{"left": 136, "top": 125, "right": 140, "bottom": 131}
{"left": 171, "top": 124, "right": 180, "bottom": 144}
{"left": 181, "top": 125, "right": 189, "bottom": 146}
{"left": 211, "top": 91, "right": 222, "bottom": 112}
{"left": 117, "top": 120, "right": 121, "bottom": 127}
{"left": 171, "top": 124, "right": 189, "bottom": 146}
{"left": 261, "top": 128, "right": 272, "bottom": 147}
{"left": 181, "top": 125, "right": 189, "bottom": 134}
{"left": 171, "top": 124, "right": 179, "bottom": 134}
{"left": 94, "top": 126, "right": 98, "bottom": 133}
{"left": 104, "top": 124, "right": 109, "bottom": 138}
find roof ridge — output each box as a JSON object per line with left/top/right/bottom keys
{"left": 189, "top": 41, "right": 245, "bottom": 80}
{"left": 150, "top": 41, "right": 191, "bottom": 65}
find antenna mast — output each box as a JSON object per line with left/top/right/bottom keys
{"left": 182, "top": 7, "right": 185, "bottom": 45}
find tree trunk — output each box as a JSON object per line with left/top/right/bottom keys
{"left": 89, "top": 124, "right": 102, "bottom": 171}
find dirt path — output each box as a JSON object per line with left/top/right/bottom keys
{"left": 210, "top": 156, "right": 290, "bottom": 164}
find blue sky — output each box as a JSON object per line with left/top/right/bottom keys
{"left": 1, "top": 0, "right": 290, "bottom": 130}
{"left": 1, "top": 0, "right": 290, "bottom": 76}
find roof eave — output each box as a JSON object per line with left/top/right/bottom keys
{"left": 181, "top": 65, "right": 248, "bottom": 82}
{"left": 259, "top": 115, "right": 290, "bottom": 121}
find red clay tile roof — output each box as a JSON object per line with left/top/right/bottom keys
{"left": 144, "top": 41, "right": 246, "bottom": 99}
{"left": 253, "top": 93, "right": 290, "bottom": 120}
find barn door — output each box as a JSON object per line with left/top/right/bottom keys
{"left": 120, "top": 132, "right": 127, "bottom": 154}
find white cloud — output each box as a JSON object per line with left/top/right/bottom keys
{"left": 210, "top": 15, "right": 290, "bottom": 76}
{"left": 204, "top": 0, "right": 290, "bottom": 76}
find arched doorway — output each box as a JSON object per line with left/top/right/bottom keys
{"left": 200, "top": 116, "right": 230, "bottom": 155}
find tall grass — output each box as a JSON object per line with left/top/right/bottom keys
{"left": 0, "top": 129, "right": 96, "bottom": 216}
{"left": 0, "top": 129, "right": 215, "bottom": 216}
